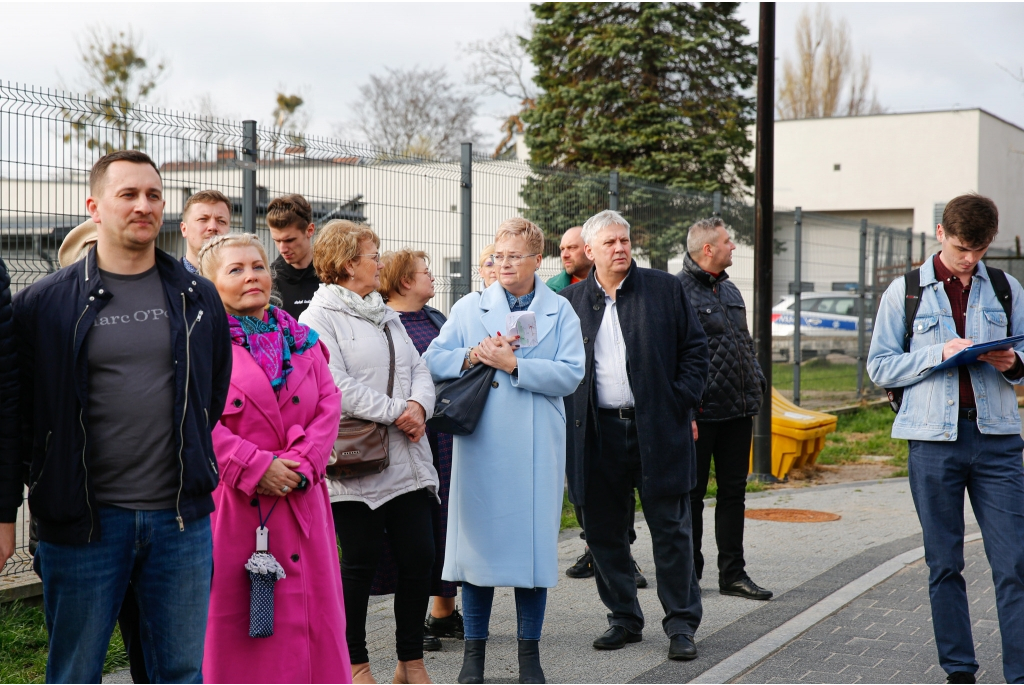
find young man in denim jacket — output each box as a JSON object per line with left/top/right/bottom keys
{"left": 867, "top": 194, "right": 1024, "bottom": 685}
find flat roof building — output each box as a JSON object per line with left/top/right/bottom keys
{"left": 771, "top": 108, "right": 1024, "bottom": 248}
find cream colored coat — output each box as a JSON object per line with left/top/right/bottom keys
{"left": 300, "top": 285, "right": 438, "bottom": 508}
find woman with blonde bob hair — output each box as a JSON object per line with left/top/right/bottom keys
{"left": 300, "top": 221, "right": 439, "bottom": 684}
{"left": 423, "top": 218, "right": 585, "bottom": 684}
{"left": 198, "top": 233, "right": 351, "bottom": 683}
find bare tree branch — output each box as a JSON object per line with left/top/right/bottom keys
{"left": 464, "top": 29, "right": 536, "bottom": 103}
{"left": 59, "top": 25, "right": 167, "bottom": 154}
{"left": 463, "top": 28, "right": 537, "bottom": 158}
{"left": 346, "top": 66, "right": 478, "bottom": 159}
{"left": 777, "top": 5, "right": 883, "bottom": 119}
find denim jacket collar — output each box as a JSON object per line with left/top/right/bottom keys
{"left": 920, "top": 253, "right": 991, "bottom": 289}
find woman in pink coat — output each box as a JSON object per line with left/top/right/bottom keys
{"left": 199, "top": 233, "right": 351, "bottom": 684}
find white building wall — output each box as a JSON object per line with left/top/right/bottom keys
{"left": 977, "top": 111, "right": 1024, "bottom": 241}
{"left": 773, "top": 110, "right": 984, "bottom": 239}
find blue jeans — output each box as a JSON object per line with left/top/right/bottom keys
{"left": 36, "top": 505, "right": 213, "bottom": 683}
{"left": 909, "top": 422, "right": 1024, "bottom": 684}
{"left": 462, "top": 582, "right": 547, "bottom": 641}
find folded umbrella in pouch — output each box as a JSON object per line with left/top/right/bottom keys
{"left": 246, "top": 521, "right": 287, "bottom": 638}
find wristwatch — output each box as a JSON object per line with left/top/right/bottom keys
{"left": 465, "top": 347, "right": 476, "bottom": 368}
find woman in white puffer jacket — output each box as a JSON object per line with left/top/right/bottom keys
{"left": 299, "top": 219, "right": 438, "bottom": 685}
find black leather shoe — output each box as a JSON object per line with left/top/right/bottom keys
{"left": 566, "top": 548, "right": 595, "bottom": 578}
{"left": 426, "top": 607, "right": 465, "bottom": 639}
{"left": 946, "top": 672, "right": 976, "bottom": 684}
{"left": 424, "top": 626, "right": 442, "bottom": 651}
{"left": 720, "top": 576, "right": 773, "bottom": 601}
{"left": 518, "top": 639, "right": 545, "bottom": 684}
{"left": 593, "top": 625, "right": 642, "bottom": 650}
{"left": 668, "top": 634, "right": 698, "bottom": 661}
{"left": 632, "top": 557, "right": 648, "bottom": 588}
{"left": 458, "top": 640, "right": 486, "bottom": 684}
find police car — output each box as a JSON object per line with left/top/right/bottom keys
{"left": 771, "top": 292, "right": 871, "bottom": 337}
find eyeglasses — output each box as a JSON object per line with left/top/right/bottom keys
{"left": 358, "top": 253, "right": 381, "bottom": 263}
{"left": 491, "top": 253, "right": 539, "bottom": 266}
{"left": 412, "top": 269, "right": 433, "bottom": 278}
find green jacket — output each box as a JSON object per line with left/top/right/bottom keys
{"left": 546, "top": 269, "right": 573, "bottom": 293}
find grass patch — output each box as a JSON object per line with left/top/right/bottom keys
{"left": 0, "top": 600, "right": 130, "bottom": 683}
{"left": 772, "top": 357, "right": 859, "bottom": 393}
{"left": 817, "top": 404, "right": 907, "bottom": 469}
{"left": 560, "top": 491, "right": 578, "bottom": 531}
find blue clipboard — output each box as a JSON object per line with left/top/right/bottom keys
{"left": 932, "top": 334, "right": 1024, "bottom": 371}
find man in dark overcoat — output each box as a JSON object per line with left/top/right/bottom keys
{"left": 560, "top": 209, "right": 709, "bottom": 661}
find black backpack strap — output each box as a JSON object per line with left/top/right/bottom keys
{"left": 902, "top": 269, "right": 922, "bottom": 352}
{"left": 986, "top": 266, "right": 1013, "bottom": 336}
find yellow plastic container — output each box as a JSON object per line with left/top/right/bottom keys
{"left": 748, "top": 388, "right": 838, "bottom": 481}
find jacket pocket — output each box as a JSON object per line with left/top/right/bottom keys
{"left": 697, "top": 304, "right": 727, "bottom": 336}
{"left": 726, "top": 302, "right": 750, "bottom": 333}
{"left": 982, "top": 309, "right": 1008, "bottom": 340}
{"left": 910, "top": 315, "right": 940, "bottom": 348}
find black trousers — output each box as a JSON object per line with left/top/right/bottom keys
{"left": 690, "top": 417, "right": 753, "bottom": 585}
{"left": 573, "top": 502, "right": 636, "bottom": 545}
{"left": 332, "top": 489, "right": 435, "bottom": 664}
{"left": 581, "top": 411, "right": 702, "bottom": 638}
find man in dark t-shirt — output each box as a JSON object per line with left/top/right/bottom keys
{"left": 87, "top": 267, "right": 179, "bottom": 510}
{"left": 267, "top": 194, "right": 320, "bottom": 318}
{"left": 7, "top": 150, "right": 231, "bottom": 683}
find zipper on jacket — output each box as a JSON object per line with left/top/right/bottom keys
{"left": 73, "top": 303, "right": 95, "bottom": 541}
{"left": 174, "top": 295, "right": 200, "bottom": 532}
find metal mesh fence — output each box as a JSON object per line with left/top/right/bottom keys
{"left": 766, "top": 211, "right": 941, "bottom": 409}
{"left": 1, "top": 81, "right": 927, "bottom": 575}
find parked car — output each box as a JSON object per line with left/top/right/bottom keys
{"left": 771, "top": 292, "right": 872, "bottom": 337}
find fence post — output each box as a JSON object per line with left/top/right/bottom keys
{"left": 609, "top": 171, "right": 619, "bottom": 211}
{"left": 906, "top": 227, "right": 913, "bottom": 273}
{"left": 459, "top": 142, "right": 473, "bottom": 302}
{"left": 242, "top": 120, "right": 258, "bottom": 234}
{"left": 793, "top": 207, "right": 802, "bottom": 406}
{"left": 920, "top": 232, "right": 926, "bottom": 262}
{"left": 857, "top": 219, "right": 868, "bottom": 400}
{"left": 713, "top": 190, "right": 722, "bottom": 217}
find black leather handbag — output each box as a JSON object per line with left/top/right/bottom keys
{"left": 427, "top": 362, "right": 498, "bottom": 435}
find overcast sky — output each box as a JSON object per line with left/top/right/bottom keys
{"left": 3, "top": 2, "right": 1023, "bottom": 152}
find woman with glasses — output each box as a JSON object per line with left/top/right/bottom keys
{"left": 478, "top": 244, "right": 497, "bottom": 289}
{"left": 423, "top": 218, "right": 585, "bottom": 684}
{"left": 374, "top": 250, "right": 464, "bottom": 652}
{"left": 299, "top": 222, "right": 439, "bottom": 685}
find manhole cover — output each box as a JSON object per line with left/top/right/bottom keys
{"left": 745, "top": 508, "right": 841, "bottom": 523}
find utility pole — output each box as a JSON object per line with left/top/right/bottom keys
{"left": 751, "top": 2, "right": 776, "bottom": 482}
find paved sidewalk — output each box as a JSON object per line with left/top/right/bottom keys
{"left": 357, "top": 478, "right": 996, "bottom": 684}
{"left": 735, "top": 538, "right": 1004, "bottom": 684}
{"left": 103, "top": 477, "right": 1004, "bottom": 684}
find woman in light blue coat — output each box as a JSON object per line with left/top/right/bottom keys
{"left": 423, "top": 218, "right": 584, "bottom": 684}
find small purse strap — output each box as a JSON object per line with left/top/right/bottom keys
{"left": 383, "top": 324, "right": 396, "bottom": 398}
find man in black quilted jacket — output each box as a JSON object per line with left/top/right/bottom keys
{"left": 677, "top": 217, "right": 772, "bottom": 601}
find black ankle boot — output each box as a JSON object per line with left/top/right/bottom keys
{"left": 518, "top": 639, "right": 545, "bottom": 684}
{"left": 458, "top": 639, "right": 486, "bottom": 684}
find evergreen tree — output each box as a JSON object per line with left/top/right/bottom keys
{"left": 524, "top": 2, "right": 756, "bottom": 192}
{"left": 520, "top": 2, "right": 756, "bottom": 269}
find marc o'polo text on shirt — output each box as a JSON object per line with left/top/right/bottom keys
{"left": 93, "top": 307, "right": 169, "bottom": 326}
